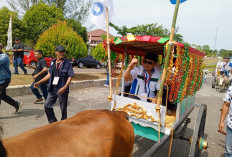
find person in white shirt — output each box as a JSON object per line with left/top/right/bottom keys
{"left": 124, "top": 52, "right": 161, "bottom": 103}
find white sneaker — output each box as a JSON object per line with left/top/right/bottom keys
{"left": 104, "top": 84, "right": 109, "bottom": 87}
{"left": 15, "top": 102, "right": 23, "bottom": 114}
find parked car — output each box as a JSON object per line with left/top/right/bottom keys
{"left": 23, "top": 50, "right": 53, "bottom": 67}
{"left": 71, "top": 55, "right": 102, "bottom": 69}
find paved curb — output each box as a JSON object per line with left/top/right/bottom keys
{"left": 6, "top": 79, "right": 107, "bottom": 97}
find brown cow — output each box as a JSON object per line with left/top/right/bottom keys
{"left": 0, "top": 110, "right": 134, "bottom": 157}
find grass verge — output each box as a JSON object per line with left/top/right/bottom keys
{"left": 10, "top": 73, "right": 107, "bottom": 86}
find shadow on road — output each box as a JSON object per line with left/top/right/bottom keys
{"left": 133, "top": 126, "right": 209, "bottom": 157}
{"left": 0, "top": 108, "right": 44, "bottom": 119}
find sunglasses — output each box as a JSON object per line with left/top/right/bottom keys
{"left": 143, "top": 59, "right": 153, "bottom": 65}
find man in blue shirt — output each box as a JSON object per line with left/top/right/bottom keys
{"left": 0, "top": 43, "right": 22, "bottom": 113}
{"left": 34, "top": 45, "right": 74, "bottom": 123}
{"left": 219, "top": 86, "right": 232, "bottom": 157}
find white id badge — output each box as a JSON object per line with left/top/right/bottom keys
{"left": 52, "top": 77, "right": 60, "bottom": 85}
{"left": 140, "top": 92, "right": 147, "bottom": 102}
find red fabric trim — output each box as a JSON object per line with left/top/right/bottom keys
{"left": 105, "top": 35, "right": 205, "bottom": 57}
{"left": 175, "top": 42, "right": 205, "bottom": 57}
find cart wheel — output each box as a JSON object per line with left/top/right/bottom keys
{"left": 189, "top": 104, "right": 207, "bottom": 157}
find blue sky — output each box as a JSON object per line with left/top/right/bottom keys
{"left": 1, "top": 0, "right": 232, "bottom": 50}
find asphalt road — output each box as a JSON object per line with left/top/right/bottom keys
{"left": 0, "top": 76, "right": 226, "bottom": 157}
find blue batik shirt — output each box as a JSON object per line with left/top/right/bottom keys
{"left": 223, "top": 86, "right": 232, "bottom": 129}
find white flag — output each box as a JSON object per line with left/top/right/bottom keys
{"left": 90, "top": 0, "right": 114, "bottom": 29}
{"left": 6, "top": 15, "right": 12, "bottom": 52}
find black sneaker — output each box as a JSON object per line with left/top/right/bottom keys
{"left": 13, "top": 72, "right": 19, "bottom": 74}
{"left": 24, "top": 70, "right": 27, "bottom": 75}
{"left": 15, "top": 102, "right": 23, "bottom": 114}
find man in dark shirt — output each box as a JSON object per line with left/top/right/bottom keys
{"left": 29, "top": 50, "right": 48, "bottom": 103}
{"left": 12, "top": 37, "right": 27, "bottom": 75}
{"left": 34, "top": 45, "right": 74, "bottom": 123}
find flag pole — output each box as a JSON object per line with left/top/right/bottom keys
{"left": 106, "top": 7, "right": 113, "bottom": 102}
{"left": 156, "top": 0, "right": 181, "bottom": 114}
{"left": 6, "top": 14, "right": 12, "bottom": 53}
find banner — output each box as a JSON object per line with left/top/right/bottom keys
{"left": 90, "top": 0, "right": 114, "bottom": 28}
{"left": 170, "top": 0, "right": 187, "bottom": 4}
{"left": 6, "top": 15, "right": 12, "bottom": 52}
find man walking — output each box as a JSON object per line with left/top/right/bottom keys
{"left": 12, "top": 37, "right": 27, "bottom": 75}
{"left": 0, "top": 43, "right": 22, "bottom": 113}
{"left": 34, "top": 45, "right": 74, "bottom": 123}
{"left": 29, "top": 50, "right": 48, "bottom": 103}
{"left": 219, "top": 86, "right": 232, "bottom": 157}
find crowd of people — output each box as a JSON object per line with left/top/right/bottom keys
{"left": 0, "top": 38, "right": 74, "bottom": 124}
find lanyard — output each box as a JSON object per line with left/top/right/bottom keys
{"left": 143, "top": 69, "right": 154, "bottom": 93}
{"left": 56, "top": 61, "right": 63, "bottom": 77}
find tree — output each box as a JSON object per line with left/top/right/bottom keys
{"left": 22, "top": 2, "right": 64, "bottom": 46}
{"left": 8, "top": 0, "right": 92, "bottom": 24}
{"left": 46, "top": 0, "right": 66, "bottom": 11}
{"left": 36, "top": 20, "right": 87, "bottom": 59}
{"left": 110, "top": 22, "right": 184, "bottom": 42}
{"left": 64, "top": 0, "right": 92, "bottom": 23}
{"left": 66, "top": 18, "right": 87, "bottom": 43}
{"left": 219, "top": 49, "right": 232, "bottom": 58}
{"left": 0, "top": 7, "right": 24, "bottom": 45}
{"left": 7, "top": 0, "right": 42, "bottom": 14}
{"left": 91, "top": 43, "right": 106, "bottom": 61}
{"left": 202, "top": 45, "right": 211, "bottom": 56}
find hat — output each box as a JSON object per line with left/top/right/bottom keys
{"left": 145, "top": 52, "right": 158, "bottom": 62}
{"left": 15, "top": 37, "right": 20, "bottom": 41}
{"left": 55, "top": 45, "right": 66, "bottom": 52}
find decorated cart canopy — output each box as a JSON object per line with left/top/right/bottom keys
{"left": 103, "top": 35, "right": 205, "bottom": 103}
{"left": 103, "top": 35, "right": 204, "bottom": 57}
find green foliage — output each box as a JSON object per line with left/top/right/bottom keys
{"left": 91, "top": 43, "right": 106, "bottom": 61}
{"left": 66, "top": 18, "right": 87, "bottom": 43}
{"left": 100, "top": 34, "right": 107, "bottom": 40}
{"left": 91, "top": 43, "right": 117, "bottom": 62}
{"left": 22, "top": 2, "right": 64, "bottom": 45}
{"left": 7, "top": 0, "right": 42, "bottom": 13}
{"left": 0, "top": 7, "right": 24, "bottom": 45}
{"left": 110, "top": 22, "right": 183, "bottom": 42}
{"left": 190, "top": 44, "right": 219, "bottom": 56}
{"left": 8, "top": 0, "right": 92, "bottom": 24}
{"left": 47, "top": 0, "right": 66, "bottom": 11}
{"left": 36, "top": 20, "right": 87, "bottom": 59}
{"left": 219, "top": 49, "right": 232, "bottom": 58}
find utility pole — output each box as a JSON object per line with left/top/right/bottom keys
{"left": 214, "top": 28, "right": 218, "bottom": 53}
